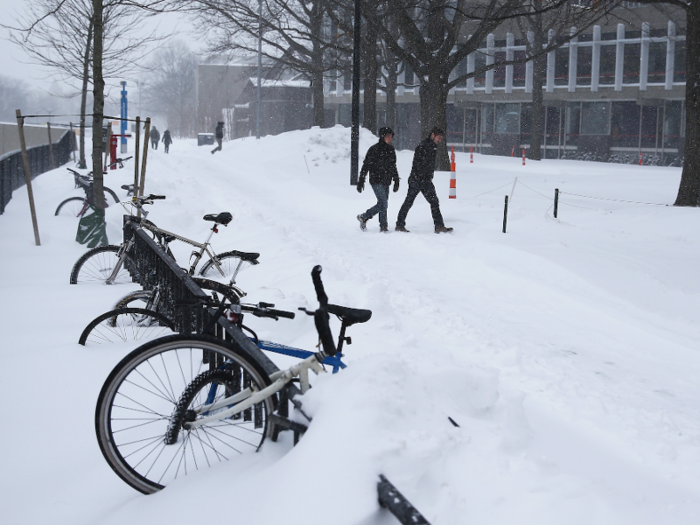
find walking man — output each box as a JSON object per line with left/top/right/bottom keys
{"left": 211, "top": 121, "right": 224, "bottom": 154}
{"left": 395, "top": 127, "right": 453, "bottom": 234}
{"left": 356, "top": 127, "right": 401, "bottom": 233}
{"left": 150, "top": 126, "right": 160, "bottom": 150}
{"left": 162, "top": 130, "right": 173, "bottom": 153}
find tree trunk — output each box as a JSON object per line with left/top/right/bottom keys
{"left": 674, "top": 3, "right": 700, "bottom": 206}
{"left": 362, "top": 0, "right": 378, "bottom": 133}
{"left": 529, "top": 33, "right": 546, "bottom": 161}
{"left": 419, "top": 73, "right": 450, "bottom": 170}
{"left": 310, "top": 0, "right": 325, "bottom": 127}
{"left": 79, "top": 19, "right": 93, "bottom": 169}
{"left": 91, "top": 0, "right": 105, "bottom": 211}
{"left": 385, "top": 65, "right": 397, "bottom": 130}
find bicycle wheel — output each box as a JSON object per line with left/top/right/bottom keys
{"left": 79, "top": 308, "right": 175, "bottom": 345}
{"left": 70, "top": 245, "right": 138, "bottom": 285}
{"left": 95, "top": 334, "right": 275, "bottom": 494}
{"left": 199, "top": 251, "right": 258, "bottom": 280}
{"left": 112, "top": 290, "right": 154, "bottom": 310}
{"left": 55, "top": 197, "right": 87, "bottom": 217}
{"left": 104, "top": 186, "right": 120, "bottom": 204}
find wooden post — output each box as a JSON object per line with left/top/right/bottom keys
{"left": 133, "top": 116, "right": 140, "bottom": 199}
{"left": 554, "top": 188, "right": 559, "bottom": 218}
{"left": 138, "top": 117, "right": 151, "bottom": 217}
{"left": 103, "top": 122, "right": 112, "bottom": 172}
{"left": 502, "top": 195, "right": 509, "bottom": 233}
{"left": 16, "top": 109, "right": 41, "bottom": 246}
{"left": 47, "top": 122, "right": 55, "bottom": 169}
{"left": 69, "top": 122, "right": 77, "bottom": 163}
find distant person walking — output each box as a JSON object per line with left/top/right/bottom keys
{"left": 356, "top": 127, "right": 400, "bottom": 233}
{"left": 162, "top": 130, "right": 173, "bottom": 153}
{"left": 211, "top": 121, "right": 224, "bottom": 154}
{"left": 150, "top": 126, "right": 160, "bottom": 150}
{"left": 395, "top": 127, "right": 453, "bottom": 234}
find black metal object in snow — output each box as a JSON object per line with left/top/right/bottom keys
{"left": 0, "top": 129, "right": 74, "bottom": 214}
{"left": 378, "top": 475, "right": 431, "bottom": 524}
{"left": 503, "top": 195, "right": 509, "bottom": 233}
{"left": 554, "top": 188, "right": 559, "bottom": 218}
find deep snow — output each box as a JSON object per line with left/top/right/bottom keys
{"left": 1, "top": 125, "right": 699, "bottom": 524}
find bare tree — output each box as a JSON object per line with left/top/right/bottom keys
{"left": 8, "top": 0, "right": 168, "bottom": 168}
{"left": 179, "top": 0, "right": 340, "bottom": 128}
{"left": 143, "top": 40, "right": 198, "bottom": 138}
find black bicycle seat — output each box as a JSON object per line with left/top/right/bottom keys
{"left": 203, "top": 212, "right": 233, "bottom": 226}
{"left": 227, "top": 250, "right": 260, "bottom": 263}
{"left": 327, "top": 304, "right": 372, "bottom": 326}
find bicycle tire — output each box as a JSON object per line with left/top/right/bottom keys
{"left": 199, "top": 251, "right": 259, "bottom": 280}
{"left": 70, "top": 245, "right": 138, "bottom": 285}
{"left": 112, "top": 290, "right": 154, "bottom": 310}
{"left": 104, "top": 186, "right": 119, "bottom": 203}
{"left": 191, "top": 277, "right": 245, "bottom": 302}
{"left": 95, "top": 334, "right": 275, "bottom": 494}
{"left": 79, "top": 308, "right": 175, "bottom": 345}
{"left": 55, "top": 197, "right": 87, "bottom": 217}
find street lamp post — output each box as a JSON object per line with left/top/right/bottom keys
{"left": 350, "top": 0, "right": 361, "bottom": 185}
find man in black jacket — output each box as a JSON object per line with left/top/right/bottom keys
{"left": 395, "top": 127, "right": 453, "bottom": 234}
{"left": 356, "top": 127, "right": 401, "bottom": 232}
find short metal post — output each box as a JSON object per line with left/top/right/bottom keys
{"left": 502, "top": 195, "right": 508, "bottom": 233}
{"left": 47, "top": 122, "right": 55, "bottom": 169}
{"left": 134, "top": 116, "right": 140, "bottom": 199}
{"left": 554, "top": 188, "right": 559, "bottom": 218}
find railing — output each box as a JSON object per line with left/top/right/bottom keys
{"left": 0, "top": 129, "right": 74, "bottom": 214}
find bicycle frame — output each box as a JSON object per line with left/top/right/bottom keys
{"left": 184, "top": 352, "right": 326, "bottom": 431}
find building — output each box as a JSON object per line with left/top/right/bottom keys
{"left": 324, "top": 5, "right": 687, "bottom": 165}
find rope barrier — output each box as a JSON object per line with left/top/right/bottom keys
{"left": 559, "top": 190, "right": 670, "bottom": 207}
{"left": 471, "top": 180, "right": 514, "bottom": 198}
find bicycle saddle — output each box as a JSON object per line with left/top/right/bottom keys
{"left": 327, "top": 304, "right": 372, "bottom": 326}
{"left": 203, "top": 212, "right": 233, "bottom": 226}
{"left": 227, "top": 250, "right": 260, "bottom": 263}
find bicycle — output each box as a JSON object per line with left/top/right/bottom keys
{"left": 95, "top": 265, "right": 371, "bottom": 494}
{"left": 69, "top": 194, "right": 260, "bottom": 285}
{"left": 54, "top": 157, "right": 132, "bottom": 217}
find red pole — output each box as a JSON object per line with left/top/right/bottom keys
{"left": 522, "top": 148, "right": 526, "bottom": 166}
{"left": 639, "top": 151, "right": 643, "bottom": 166}
{"left": 470, "top": 145, "right": 474, "bottom": 163}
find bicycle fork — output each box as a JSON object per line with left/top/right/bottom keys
{"left": 105, "top": 240, "right": 133, "bottom": 285}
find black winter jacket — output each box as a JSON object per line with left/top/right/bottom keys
{"left": 409, "top": 137, "right": 437, "bottom": 182}
{"left": 359, "top": 139, "right": 400, "bottom": 186}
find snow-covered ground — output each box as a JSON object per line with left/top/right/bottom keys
{"left": 1, "top": 126, "right": 699, "bottom": 524}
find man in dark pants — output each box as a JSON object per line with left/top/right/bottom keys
{"left": 356, "top": 127, "right": 401, "bottom": 233}
{"left": 395, "top": 127, "right": 453, "bottom": 234}
{"left": 211, "top": 121, "right": 224, "bottom": 154}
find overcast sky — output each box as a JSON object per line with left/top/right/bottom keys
{"left": 0, "top": 0, "right": 203, "bottom": 95}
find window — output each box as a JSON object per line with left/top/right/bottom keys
{"left": 664, "top": 101, "right": 683, "bottom": 148}
{"left": 493, "top": 51, "right": 506, "bottom": 88}
{"left": 577, "top": 46, "right": 592, "bottom": 86}
{"left": 674, "top": 38, "right": 686, "bottom": 83}
{"left": 481, "top": 103, "right": 494, "bottom": 141}
{"left": 640, "top": 106, "right": 659, "bottom": 148}
{"left": 456, "top": 57, "right": 468, "bottom": 88}
{"left": 648, "top": 42, "right": 666, "bottom": 83}
{"left": 566, "top": 102, "right": 581, "bottom": 145}
{"left": 599, "top": 45, "right": 616, "bottom": 85}
{"left": 555, "top": 47, "right": 569, "bottom": 86}
{"left": 404, "top": 64, "right": 415, "bottom": 86}
{"left": 611, "top": 102, "right": 639, "bottom": 147}
{"left": 520, "top": 103, "right": 533, "bottom": 143}
{"left": 623, "top": 43, "right": 640, "bottom": 84}
{"left": 513, "top": 50, "right": 527, "bottom": 87}
{"left": 495, "top": 103, "right": 520, "bottom": 133}
{"left": 580, "top": 102, "right": 610, "bottom": 135}
{"left": 474, "top": 51, "right": 487, "bottom": 88}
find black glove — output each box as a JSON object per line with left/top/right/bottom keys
{"left": 357, "top": 180, "right": 365, "bottom": 193}
{"left": 393, "top": 178, "right": 400, "bottom": 193}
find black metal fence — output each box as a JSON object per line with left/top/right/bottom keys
{"left": 0, "top": 128, "right": 75, "bottom": 214}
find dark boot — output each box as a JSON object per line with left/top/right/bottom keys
{"left": 395, "top": 225, "right": 409, "bottom": 232}
{"left": 435, "top": 226, "right": 453, "bottom": 234}
{"left": 357, "top": 215, "right": 367, "bottom": 231}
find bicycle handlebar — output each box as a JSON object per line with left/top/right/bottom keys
{"left": 241, "top": 302, "right": 295, "bottom": 320}
{"left": 311, "top": 266, "right": 337, "bottom": 357}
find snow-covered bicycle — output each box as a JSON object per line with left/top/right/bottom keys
{"left": 94, "top": 265, "right": 371, "bottom": 494}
